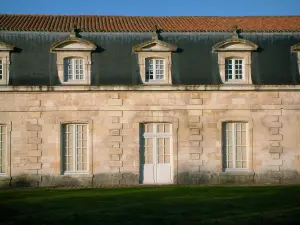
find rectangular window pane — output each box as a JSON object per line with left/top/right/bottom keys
{"left": 234, "top": 59, "right": 243, "bottom": 80}
{"left": 225, "top": 59, "right": 233, "bottom": 81}
{"left": 155, "top": 59, "right": 164, "bottom": 80}
{"left": 157, "top": 124, "right": 164, "bottom": 133}
{"left": 145, "top": 58, "right": 154, "bottom": 81}
{"left": 144, "top": 138, "right": 153, "bottom": 164}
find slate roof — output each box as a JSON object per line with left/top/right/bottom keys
{"left": 1, "top": 14, "right": 300, "bottom": 32}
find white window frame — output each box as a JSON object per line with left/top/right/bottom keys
{"left": 225, "top": 58, "right": 244, "bottom": 81}
{"left": 62, "top": 124, "right": 88, "bottom": 174}
{"left": 142, "top": 123, "right": 172, "bottom": 165}
{"left": 64, "top": 57, "right": 85, "bottom": 82}
{"left": 223, "top": 122, "right": 248, "bottom": 172}
{"left": 0, "top": 125, "right": 7, "bottom": 174}
{"left": 145, "top": 58, "right": 165, "bottom": 82}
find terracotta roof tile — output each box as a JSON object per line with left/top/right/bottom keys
{"left": 1, "top": 14, "right": 300, "bottom": 32}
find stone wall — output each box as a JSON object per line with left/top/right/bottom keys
{"left": 0, "top": 87, "right": 300, "bottom": 187}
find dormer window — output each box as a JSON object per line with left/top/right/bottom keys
{"left": 50, "top": 28, "right": 96, "bottom": 85}
{"left": 145, "top": 58, "right": 165, "bottom": 81}
{"left": 0, "top": 41, "right": 14, "bottom": 85}
{"left": 64, "top": 57, "right": 85, "bottom": 81}
{"left": 133, "top": 26, "right": 178, "bottom": 85}
{"left": 225, "top": 58, "right": 244, "bottom": 81}
{"left": 212, "top": 27, "right": 258, "bottom": 85}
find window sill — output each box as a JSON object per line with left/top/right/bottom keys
{"left": 61, "top": 82, "right": 90, "bottom": 85}
{"left": 220, "top": 170, "right": 255, "bottom": 176}
{"left": 223, "top": 81, "right": 248, "bottom": 85}
{"left": 144, "top": 81, "right": 171, "bottom": 85}
{"left": 61, "top": 172, "right": 92, "bottom": 178}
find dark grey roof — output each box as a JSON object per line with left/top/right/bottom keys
{"left": 0, "top": 31, "right": 300, "bottom": 85}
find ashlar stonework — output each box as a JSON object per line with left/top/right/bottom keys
{"left": 1, "top": 86, "right": 300, "bottom": 187}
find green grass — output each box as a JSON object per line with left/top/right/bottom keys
{"left": 1, "top": 186, "right": 300, "bottom": 225}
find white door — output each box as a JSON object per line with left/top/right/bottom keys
{"left": 141, "top": 123, "right": 172, "bottom": 184}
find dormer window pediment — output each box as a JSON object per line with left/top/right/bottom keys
{"left": 291, "top": 43, "right": 300, "bottom": 52}
{"left": 0, "top": 41, "right": 14, "bottom": 52}
{"left": 50, "top": 37, "right": 96, "bottom": 52}
{"left": 212, "top": 38, "right": 258, "bottom": 52}
{"left": 133, "top": 39, "right": 177, "bottom": 52}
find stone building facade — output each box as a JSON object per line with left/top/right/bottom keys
{"left": 0, "top": 15, "right": 300, "bottom": 187}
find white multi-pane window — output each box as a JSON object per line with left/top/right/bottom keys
{"left": 142, "top": 123, "right": 171, "bottom": 164}
{"left": 62, "top": 124, "right": 88, "bottom": 173}
{"left": 145, "top": 58, "right": 165, "bottom": 81}
{"left": 0, "top": 125, "right": 6, "bottom": 174}
{"left": 225, "top": 58, "right": 244, "bottom": 81}
{"left": 0, "top": 59, "right": 3, "bottom": 80}
{"left": 223, "top": 122, "right": 247, "bottom": 170}
{"left": 64, "top": 58, "right": 84, "bottom": 81}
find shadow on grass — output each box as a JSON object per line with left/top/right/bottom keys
{"left": 0, "top": 186, "right": 300, "bottom": 225}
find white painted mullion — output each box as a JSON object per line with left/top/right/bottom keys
{"left": 232, "top": 123, "right": 236, "bottom": 169}
{"left": 73, "top": 125, "right": 77, "bottom": 172}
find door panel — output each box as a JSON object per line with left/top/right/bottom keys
{"left": 156, "top": 164, "right": 172, "bottom": 183}
{"left": 142, "top": 164, "right": 155, "bottom": 184}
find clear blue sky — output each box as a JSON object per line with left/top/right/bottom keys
{"left": 1, "top": 0, "right": 300, "bottom": 16}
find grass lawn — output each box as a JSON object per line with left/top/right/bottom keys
{"left": 0, "top": 186, "right": 300, "bottom": 225}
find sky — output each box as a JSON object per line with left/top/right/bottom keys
{"left": 1, "top": 0, "right": 300, "bottom": 16}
